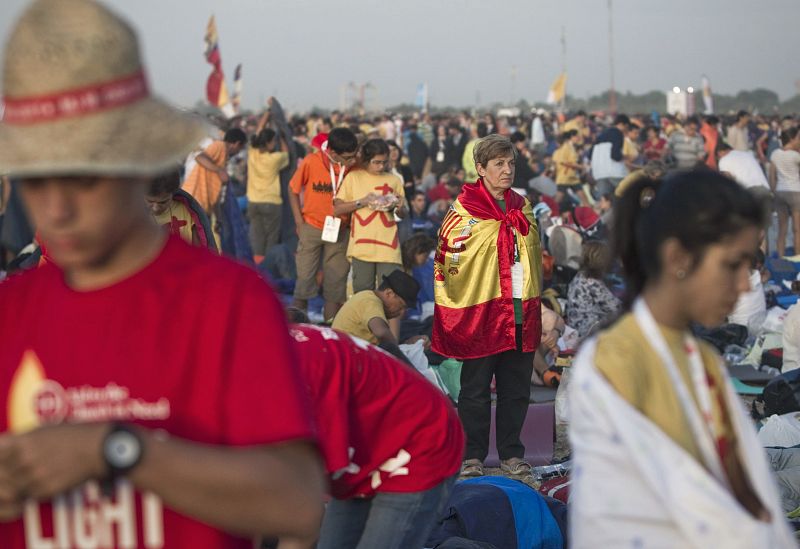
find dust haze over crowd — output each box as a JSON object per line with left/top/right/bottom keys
{"left": 0, "top": 0, "right": 798, "bottom": 112}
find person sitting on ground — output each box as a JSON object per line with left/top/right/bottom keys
{"left": 727, "top": 249, "right": 767, "bottom": 338}
{"left": 332, "top": 269, "right": 427, "bottom": 362}
{"left": 284, "top": 322, "right": 464, "bottom": 549}
{"left": 145, "top": 170, "right": 216, "bottom": 250}
{"left": 782, "top": 284, "right": 800, "bottom": 373}
{"left": 398, "top": 190, "right": 436, "bottom": 241}
{"left": 597, "top": 192, "right": 614, "bottom": 229}
{"left": 402, "top": 233, "right": 437, "bottom": 273}
{"left": 427, "top": 172, "right": 459, "bottom": 203}
{"left": 567, "top": 240, "right": 621, "bottom": 339}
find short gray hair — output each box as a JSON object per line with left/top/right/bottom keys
{"left": 473, "top": 134, "right": 516, "bottom": 168}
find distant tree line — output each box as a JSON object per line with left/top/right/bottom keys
{"left": 193, "top": 87, "right": 800, "bottom": 118}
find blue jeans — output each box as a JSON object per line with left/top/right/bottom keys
{"left": 316, "top": 476, "right": 456, "bottom": 549}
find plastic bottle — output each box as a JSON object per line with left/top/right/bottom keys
{"left": 531, "top": 461, "right": 571, "bottom": 482}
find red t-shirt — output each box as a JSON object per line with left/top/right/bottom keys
{"left": 643, "top": 137, "right": 667, "bottom": 161}
{"left": 427, "top": 182, "right": 451, "bottom": 203}
{"left": 0, "top": 236, "right": 314, "bottom": 549}
{"left": 289, "top": 324, "right": 464, "bottom": 499}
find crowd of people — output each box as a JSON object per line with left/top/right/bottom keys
{"left": 2, "top": 0, "right": 800, "bottom": 548}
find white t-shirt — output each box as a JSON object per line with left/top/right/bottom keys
{"left": 728, "top": 270, "right": 766, "bottom": 337}
{"left": 591, "top": 142, "right": 628, "bottom": 180}
{"left": 783, "top": 303, "right": 800, "bottom": 373}
{"left": 718, "top": 150, "right": 769, "bottom": 190}
{"left": 770, "top": 148, "right": 800, "bottom": 193}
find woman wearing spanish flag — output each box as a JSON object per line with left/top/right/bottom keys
{"left": 432, "top": 134, "right": 542, "bottom": 478}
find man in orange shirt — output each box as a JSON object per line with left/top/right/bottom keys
{"left": 701, "top": 116, "right": 720, "bottom": 170}
{"left": 183, "top": 128, "right": 247, "bottom": 215}
{"left": 289, "top": 128, "right": 359, "bottom": 321}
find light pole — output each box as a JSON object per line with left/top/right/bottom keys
{"left": 607, "top": 0, "right": 617, "bottom": 114}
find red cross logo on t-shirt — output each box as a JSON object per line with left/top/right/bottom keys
{"left": 166, "top": 216, "right": 187, "bottom": 236}
{"left": 350, "top": 181, "right": 398, "bottom": 249}
{"left": 374, "top": 183, "right": 394, "bottom": 195}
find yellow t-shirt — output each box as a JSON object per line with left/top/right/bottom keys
{"left": 553, "top": 142, "right": 580, "bottom": 185}
{"left": 331, "top": 290, "right": 386, "bottom": 345}
{"left": 153, "top": 199, "right": 195, "bottom": 245}
{"left": 562, "top": 118, "right": 588, "bottom": 145}
{"left": 623, "top": 137, "right": 639, "bottom": 161}
{"left": 247, "top": 149, "right": 289, "bottom": 204}
{"left": 337, "top": 169, "right": 405, "bottom": 264}
{"left": 594, "top": 313, "right": 753, "bottom": 503}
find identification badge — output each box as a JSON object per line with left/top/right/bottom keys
{"left": 511, "top": 261, "right": 524, "bottom": 299}
{"left": 321, "top": 215, "right": 342, "bottom": 243}
{"left": 436, "top": 150, "right": 445, "bottom": 163}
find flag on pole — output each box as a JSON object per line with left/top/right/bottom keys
{"left": 415, "top": 82, "right": 429, "bottom": 112}
{"left": 701, "top": 74, "right": 714, "bottom": 114}
{"left": 204, "top": 16, "right": 231, "bottom": 113}
{"left": 231, "top": 64, "right": 242, "bottom": 114}
{"left": 547, "top": 73, "right": 567, "bottom": 105}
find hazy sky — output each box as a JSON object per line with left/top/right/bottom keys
{"left": 1, "top": 0, "right": 798, "bottom": 113}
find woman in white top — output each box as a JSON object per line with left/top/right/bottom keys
{"left": 569, "top": 172, "right": 794, "bottom": 547}
{"left": 769, "top": 127, "right": 800, "bottom": 257}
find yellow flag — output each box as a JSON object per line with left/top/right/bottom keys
{"left": 547, "top": 73, "right": 567, "bottom": 105}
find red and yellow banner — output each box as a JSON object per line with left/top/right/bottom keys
{"left": 204, "top": 15, "right": 230, "bottom": 109}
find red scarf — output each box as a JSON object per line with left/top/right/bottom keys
{"left": 458, "top": 179, "right": 530, "bottom": 262}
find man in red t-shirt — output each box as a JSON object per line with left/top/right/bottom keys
{"left": 287, "top": 323, "right": 464, "bottom": 549}
{"left": 0, "top": 2, "right": 324, "bottom": 548}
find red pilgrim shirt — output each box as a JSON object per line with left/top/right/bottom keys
{"left": 289, "top": 324, "right": 464, "bottom": 499}
{"left": 0, "top": 236, "right": 314, "bottom": 549}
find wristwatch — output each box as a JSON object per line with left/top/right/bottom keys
{"left": 103, "top": 422, "right": 144, "bottom": 479}
{"left": 355, "top": 199, "right": 362, "bottom": 208}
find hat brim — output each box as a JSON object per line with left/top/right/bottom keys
{"left": 0, "top": 95, "right": 207, "bottom": 178}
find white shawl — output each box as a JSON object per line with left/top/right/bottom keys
{"left": 568, "top": 337, "right": 796, "bottom": 548}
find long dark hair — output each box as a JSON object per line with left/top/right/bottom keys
{"left": 612, "top": 170, "right": 766, "bottom": 306}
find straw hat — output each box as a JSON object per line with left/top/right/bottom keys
{"left": 0, "top": 0, "right": 206, "bottom": 178}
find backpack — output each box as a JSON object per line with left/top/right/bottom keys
{"left": 548, "top": 225, "right": 582, "bottom": 270}
{"left": 427, "top": 476, "right": 565, "bottom": 549}
{"left": 763, "top": 369, "right": 800, "bottom": 417}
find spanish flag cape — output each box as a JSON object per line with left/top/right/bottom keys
{"left": 432, "top": 180, "right": 542, "bottom": 360}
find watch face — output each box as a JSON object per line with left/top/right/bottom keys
{"left": 105, "top": 430, "right": 141, "bottom": 469}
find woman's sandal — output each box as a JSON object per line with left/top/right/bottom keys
{"left": 460, "top": 459, "right": 484, "bottom": 478}
{"left": 500, "top": 457, "right": 533, "bottom": 477}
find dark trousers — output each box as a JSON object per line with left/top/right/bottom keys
{"left": 458, "top": 325, "right": 534, "bottom": 461}
{"left": 247, "top": 202, "right": 282, "bottom": 257}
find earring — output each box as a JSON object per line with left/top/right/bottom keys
{"left": 676, "top": 269, "right": 686, "bottom": 280}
